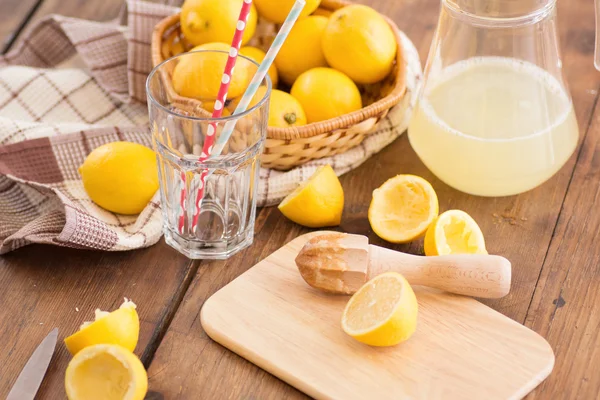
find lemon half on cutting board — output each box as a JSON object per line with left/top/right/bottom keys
{"left": 342, "top": 272, "right": 418, "bottom": 347}
{"left": 424, "top": 209, "right": 487, "bottom": 256}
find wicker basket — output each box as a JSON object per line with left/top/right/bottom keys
{"left": 151, "top": 0, "right": 406, "bottom": 170}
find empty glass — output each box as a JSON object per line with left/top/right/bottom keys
{"left": 147, "top": 51, "right": 270, "bottom": 259}
{"left": 408, "top": 0, "right": 579, "bottom": 196}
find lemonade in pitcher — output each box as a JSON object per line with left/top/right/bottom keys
{"left": 408, "top": 57, "right": 579, "bottom": 196}
{"left": 409, "top": 0, "right": 584, "bottom": 196}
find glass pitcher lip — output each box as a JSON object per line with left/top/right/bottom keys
{"left": 442, "top": 0, "right": 557, "bottom": 27}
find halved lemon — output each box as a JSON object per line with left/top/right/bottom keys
{"left": 65, "top": 344, "right": 148, "bottom": 400}
{"left": 278, "top": 164, "right": 344, "bottom": 228}
{"left": 368, "top": 175, "right": 439, "bottom": 243}
{"left": 64, "top": 298, "right": 139, "bottom": 356}
{"left": 424, "top": 209, "right": 487, "bottom": 256}
{"left": 342, "top": 272, "right": 418, "bottom": 347}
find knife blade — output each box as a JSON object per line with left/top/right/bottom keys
{"left": 7, "top": 328, "right": 58, "bottom": 400}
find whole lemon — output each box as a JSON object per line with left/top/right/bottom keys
{"left": 311, "top": 8, "right": 332, "bottom": 18}
{"left": 249, "top": 87, "right": 307, "bottom": 127}
{"left": 172, "top": 42, "right": 254, "bottom": 100}
{"left": 79, "top": 142, "right": 158, "bottom": 215}
{"left": 202, "top": 99, "right": 232, "bottom": 116}
{"left": 254, "top": 0, "right": 321, "bottom": 23}
{"left": 181, "top": 0, "right": 257, "bottom": 46}
{"left": 322, "top": 5, "right": 397, "bottom": 84}
{"left": 274, "top": 16, "right": 328, "bottom": 86}
{"left": 240, "top": 46, "right": 279, "bottom": 87}
{"left": 291, "top": 67, "right": 362, "bottom": 123}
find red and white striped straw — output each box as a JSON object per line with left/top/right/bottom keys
{"left": 178, "top": 0, "right": 253, "bottom": 233}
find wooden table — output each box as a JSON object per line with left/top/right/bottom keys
{"left": 1, "top": 0, "right": 599, "bottom": 398}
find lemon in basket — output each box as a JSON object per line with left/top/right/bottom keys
{"left": 240, "top": 46, "right": 279, "bottom": 87}
{"left": 312, "top": 8, "right": 332, "bottom": 18}
{"left": 172, "top": 42, "right": 254, "bottom": 100}
{"left": 322, "top": 4, "right": 397, "bottom": 84}
{"left": 291, "top": 67, "right": 362, "bottom": 123}
{"left": 254, "top": 0, "right": 321, "bottom": 23}
{"left": 181, "top": 0, "right": 257, "bottom": 46}
{"left": 248, "top": 87, "right": 307, "bottom": 128}
{"left": 274, "top": 16, "right": 328, "bottom": 86}
{"left": 79, "top": 142, "right": 158, "bottom": 215}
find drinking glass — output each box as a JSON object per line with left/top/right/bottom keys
{"left": 408, "top": 0, "right": 579, "bottom": 196}
{"left": 147, "top": 51, "right": 270, "bottom": 259}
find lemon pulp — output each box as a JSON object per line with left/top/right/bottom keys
{"left": 342, "top": 272, "right": 418, "bottom": 347}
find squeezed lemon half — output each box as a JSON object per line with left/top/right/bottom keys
{"left": 368, "top": 175, "right": 439, "bottom": 243}
{"left": 65, "top": 344, "right": 148, "bottom": 400}
{"left": 424, "top": 209, "right": 487, "bottom": 256}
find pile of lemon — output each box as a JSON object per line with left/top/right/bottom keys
{"left": 175, "top": 0, "right": 397, "bottom": 127}
{"left": 63, "top": 299, "right": 148, "bottom": 400}
{"left": 278, "top": 166, "right": 487, "bottom": 257}
{"left": 281, "top": 168, "right": 488, "bottom": 348}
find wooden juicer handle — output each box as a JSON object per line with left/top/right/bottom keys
{"left": 369, "top": 245, "right": 512, "bottom": 298}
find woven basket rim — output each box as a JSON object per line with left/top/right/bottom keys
{"left": 151, "top": 0, "right": 407, "bottom": 141}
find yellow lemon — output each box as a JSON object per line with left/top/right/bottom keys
{"left": 291, "top": 67, "right": 362, "bottom": 123}
{"left": 424, "top": 210, "right": 487, "bottom": 256}
{"left": 248, "top": 87, "right": 307, "bottom": 127}
{"left": 274, "top": 16, "right": 328, "bottom": 85}
{"left": 79, "top": 142, "right": 158, "bottom": 215}
{"left": 65, "top": 344, "right": 148, "bottom": 400}
{"left": 342, "top": 272, "right": 418, "bottom": 347}
{"left": 368, "top": 175, "right": 439, "bottom": 243}
{"left": 254, "top": 0, "right": 321, "bottom": 23}
{"left": 202, "top": 100, "right": 232, "bottom": 116}
{"left": 278, "top": 164, "right": 343, "bottom": 227}
{"left": 172, "top": 42, "right": 254, "bottom": 100}
{"left": 64, "top": 299, "right": 139, "bottom": 356}
{"left": 322, "top": 5, "right": 397, "bottom": 84}
{"left": 312, "top": 8, "right": 332, "bottom": 18}
{"left": 240, "top": 46, "right": 279, "bottom": 87}
{"left": 180, "top": 0, "right": 257, "bottom": 46}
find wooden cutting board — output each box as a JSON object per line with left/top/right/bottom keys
{"left": 201, "top": 231, "right": 554, "bottom": 399}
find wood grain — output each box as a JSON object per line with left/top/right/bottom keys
{"left": 0, "top": 1, "right": 196, "bottom": 399}
{"left": 147, "top": 0, "right": 600, "bottom": 398}
{"left": 523, "top": 84, "right": 600, "bottom": 399}
{"left": 202, "top": 232, "right": 554, "bottom": 400}
{"left": 0, "top": 241, "right": 195, "bottom": 399}
{"left": 0, "top": 0, "right": 598, "bottom": 398}
{"left": 148, "top": 207, "right": 309, "bottom": 399}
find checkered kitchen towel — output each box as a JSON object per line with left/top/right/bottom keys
{"left": 0, "top": 0, "right": 422, "bottom": 253}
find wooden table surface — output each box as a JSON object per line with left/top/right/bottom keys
{"left": 1, "top": 0, "right": 599, "bottom": 399}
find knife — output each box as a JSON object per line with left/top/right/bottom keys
{"left": 7, "top": 328, "right": 58, "bottom": 400}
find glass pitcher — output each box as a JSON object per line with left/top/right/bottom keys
{"left": 408, "top": 0, "right": 593, "bottom": 196}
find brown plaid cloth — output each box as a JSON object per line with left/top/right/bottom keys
{"left": 0, "top": 0, "right": 421, "bottom": 254}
